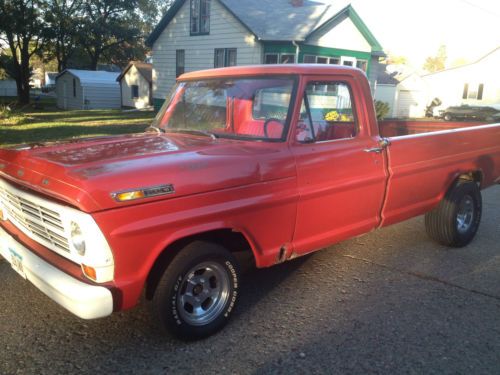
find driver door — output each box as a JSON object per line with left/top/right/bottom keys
{"left": 291, "top": 76, "right": 388, "bottom": 254}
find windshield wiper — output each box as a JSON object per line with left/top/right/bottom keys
{"left": 166, "top": 129, "right": 219, "bottom": 140}
{"left": 145, "top": 125, "right": 165, "bottom": 133}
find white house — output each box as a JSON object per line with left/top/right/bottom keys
{"left": 116, "top": 62, "right": 153, "bottom": 109}
{"left": 44, "top": 72, "right": 58, "bottom": 87}
{"left": 422, "top": 46, "right": 500, "bottom": 111}
{"left": 55, "top": 69, "right": 121, "bottom": 110}
{"left": 386, "top": 46, "right": 500, "bottom": 118}
{"left": 0, "top": 79, "right": 17, "bottom": 97}
{"left": 146, "top": 0, "right": 385, "bottom": 109}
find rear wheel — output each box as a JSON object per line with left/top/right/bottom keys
{"left": 425, "top": 181, "right": 482, "bottom": 247}
{"left": 151, "top": 241, "right": 240, "bottom": 340}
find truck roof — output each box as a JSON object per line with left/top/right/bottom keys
{"left": 178, "top": 64, "right": 367, "bottom": 81}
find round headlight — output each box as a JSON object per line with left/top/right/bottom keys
{"left": 70, "top": 221, "right": 86, "bottom": 256}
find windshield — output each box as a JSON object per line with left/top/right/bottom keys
{"left": 152, "top": 77, "right": 296, "bottom": 141}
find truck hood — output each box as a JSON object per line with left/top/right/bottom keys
{"left": 0, "top": 133, "right": 295, "bottom": 212}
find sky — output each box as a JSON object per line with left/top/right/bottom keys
{"left": 337, "top": 0, "right": 500, "bottom": 69}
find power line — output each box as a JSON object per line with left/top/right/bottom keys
{"left": 457, "top": 0, "right": 500, "bottom": 18}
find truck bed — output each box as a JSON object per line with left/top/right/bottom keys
{"left": 380, "top": 121, "right": 500, "bottom": 227}
{"left": 379, "top": 120, "right": 489, "bottom": 137}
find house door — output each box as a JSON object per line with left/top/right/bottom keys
{"left": 63, "top": 81, "right": 68, "bottom": 109}
{"left": 290, "top": 76, "right": 388, "bottom": 255}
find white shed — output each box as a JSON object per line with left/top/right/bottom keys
{"left": 0, "top": 79, "right": 17, "bottom": 97}
{"left": 394, "top": 72, "right": 429, "bottom": 118}
{"left": 116, "top": 62, "right": 152, "bottom": 109}
{"left": 55, "top": 69, "right": 121, "bottom": 110}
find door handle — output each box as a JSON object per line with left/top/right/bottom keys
{"left": 364, "top": 147, "right": 384, "bottom": 153}
{"left": 364, "top": 138, "right": 391, "bottom": 154}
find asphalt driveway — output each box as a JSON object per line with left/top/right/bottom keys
{"left": 1, "top": 186, "right": 499, "bottom": 374}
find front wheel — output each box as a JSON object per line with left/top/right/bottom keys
{"left": 425, "top": 181, "right": 482, "bottom": 247}
{"left": 151, "top": 241, "right": 240, "bottom": 340}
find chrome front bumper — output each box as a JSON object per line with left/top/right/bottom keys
{"left": 0, "top": 226, "right": 113, "bottom": 319}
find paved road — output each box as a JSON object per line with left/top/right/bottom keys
{"left": 1, "top": 186, "right": 499, "bottom": 375}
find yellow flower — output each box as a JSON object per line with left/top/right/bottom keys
{"left": 340, "top": 113, "right": 352, "bottom": 122}
{"left": 324, "top": 110, "right": 339, "bottom": 121}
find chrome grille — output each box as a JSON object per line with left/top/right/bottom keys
{"left": 0, "top": 185, "right": 70, "bottom": 252}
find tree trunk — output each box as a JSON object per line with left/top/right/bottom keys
{"left": 16, "top": 70, "right": 31, "bottom": 105}
{"left": 90, "top": 53, "right": 99, "bottom": 70}
{"left": 18, "top": 81, "right": 30, "bottom": 105}
{"left": 17, "top": 46, "right": 32, "bottom": 105}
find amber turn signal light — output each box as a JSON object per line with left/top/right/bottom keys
{"left": 82, "top": 264, "right": 97, "bottom": 281}
{"left": 114, "top": 190, "right": 145, "bottom": 202}
{"left": 111, "top": 184, "right": 175, "bottom": 202}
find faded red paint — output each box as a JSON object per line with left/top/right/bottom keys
{"left": 1, "top": 65, "right": 500, "bottom": 312}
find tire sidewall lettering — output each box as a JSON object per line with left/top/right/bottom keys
{"left": 171, "top": 275, "right": 184, "bottom": 326}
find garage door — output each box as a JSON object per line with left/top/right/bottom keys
{"left": 396, "top": 90, "right": 417, "bottom": 118}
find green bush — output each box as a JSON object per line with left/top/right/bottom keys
{"left": 374, "top": 100, "right": 390, "bottom": 120}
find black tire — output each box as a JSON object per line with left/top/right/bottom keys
{"left": 443, "top": 113, "right": 453, "bottom": 121}
{"left": 151, "top": 241, "right": 240, "bottom": 340}
{"left": 425, "top": 181, "right": 482, "bottom": 247}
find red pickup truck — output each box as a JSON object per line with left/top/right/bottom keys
{"left": 1, "top": 65, "right": 499, "bottom": 340}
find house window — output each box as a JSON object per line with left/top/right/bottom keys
{"left": 264, "top": 53, "right": 296, "bottom": 64}
{"left": 356, "top": 60, "right": 368, "bottom": 72}
{"left": 303, "top": 55, "right": 316, "bottom": 63}
{"left": 214, "top": 48, "right": 237, "bottom": 68}
{"left": 303, "top": 55, "right": 338, "bottom": 64}
{"left": 280, "top": 54, "right": 295, "bottom": 64}
{"left": 191, "top": 0, "right": 210, "bottom": 35}
{"left": 131, "top": 85, "right": 139, "bottom": 99}
{"left": 176, "top": 49, "right": 185, "bottom": 77}
{"left": 265, "top": 53, "right": 279, "bottom": 64}
{"left": 463, "top": 83, "right": 484, "bottom": 100}
{"left": 227, "top": 48, "right": 237, "bottom": 66}
{"left": 72, "top": 78, "right": 76, "bottom": 97}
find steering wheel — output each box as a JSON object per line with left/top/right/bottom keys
{"left": 263, "top": 118, "right": 284, "bottom": 139}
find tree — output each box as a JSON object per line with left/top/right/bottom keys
{"left": 137, "top": 0, "right": 175, "bottom": 35}
{"left": 78, "top": 0, "right": 141, "bottom": 70}
{"left": 423, "top": 45, "right": 447, "bottom": 73}
{"left": 45, "top": 0, "right": 83, "bottom": 72}
{"left": 384, "top": 53, "right": 408, "bottom": 66}
{"left": 0, "top": 0, "right": 48, "bottom": 104}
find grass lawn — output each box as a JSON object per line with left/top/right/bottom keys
{"left": 0, "top": 97, "right": 156, "bottom": 147}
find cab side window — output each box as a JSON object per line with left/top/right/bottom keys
{"left": 295, "top": 82, "right": 358, "bottom": 142}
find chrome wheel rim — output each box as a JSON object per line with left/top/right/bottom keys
{"left": 177, "top": 261, "right": 230, "bottom": 326}
{"left": 456, "top": 195, "right": 474, "bottom": 234}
